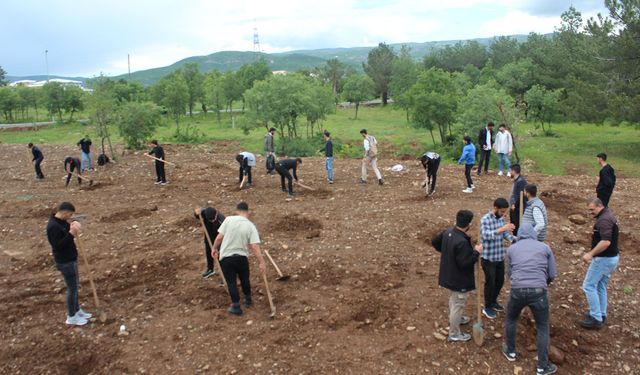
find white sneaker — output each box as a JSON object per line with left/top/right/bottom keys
{"left": 498, "top": 171, "right": 504, "bottom": 176}
{"left": 77, "top": 308, "right": 92, "bottom": 319}
{"left": 65, "top": 313, "right": 88, "bottom": 326}
{"left": 471, "top": 184, "right": 476, "bottom": 189}
{"left": 507, "top": 172, "right": 511, "bottom": 178}
{"left": 462, "top": 188, "right": 473, "bottom": 193}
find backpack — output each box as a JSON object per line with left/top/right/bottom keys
{"left": 366, "top": 135, "right": 378, "bottom": 157}
{"left": 97, "top": 153, "right": 109, "bottom": 166}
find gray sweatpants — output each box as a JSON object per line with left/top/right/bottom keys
{"left": 448, "top": 290, "right": 469, "bottom": 337}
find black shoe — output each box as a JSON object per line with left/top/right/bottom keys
{"left": 579, "top": 315, "right": 603, "bottom": 329}
{"left": 245, "top": 182, "right": 252, "bottom": 187}
{"left": 288, "top": 191, "right": 296, "bottom": 196}
{"left": 584, "top": 312, "right": 606, "bottom": 325}
{"left": 536, "top": 363, "right": 557, "bottom": 375}
{"left": 501, "top": 343, "right": 516, "bottom": 362}
{"left": 359, "top": 179, "right": 367, "bottom": 184}
{"left": 227, "top": 303, "right": 243, "bottom": 316}
{"left": 201, "top": 269, "right": 214, "bottom": 279}
{"left": 244, "top": 296, "right": 253, "bottom": 307}
{"left": 282, "top": 188, "right": 287, "bottom": 192}
{"left": 378, "top": 179, "right": 384, "bottom": 185}
{"left": 492, "top": 303, "right": 504, "bottom": 312}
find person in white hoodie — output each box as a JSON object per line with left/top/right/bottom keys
{"left": 494, "top": 124, "right": 513, "bottom": 177}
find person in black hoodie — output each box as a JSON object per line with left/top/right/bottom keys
{"left": 596, "top": 153, "right": 616, "bottom": 207}
{"left": 64, "top": 156, "right": 82, "bottom": 186}
{"left": 477, "top": 122, "right": 494, "bottom": 176}
{"left": 28, "top": 143, "right": 44, "bottom": 179}
{"left": 46, "top": 202, "right": 91, "bottom": 326}
{"left": 276, "top": 158, "right": 302, "bottom": 196}
{"left": 509, "top": 164, "right": 528, "bottom": 234}
{"left": 194, "top": 206, "right": 226, "bottom": 279}
{"left": 148, "top": 140, "right": 167, "bottom": 185}
{"left": 432, "top": 210, "right": 484, "bottom": 342}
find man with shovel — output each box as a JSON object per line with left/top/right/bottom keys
{"left": 64, "top": 156, "right": 82, "bottom": 187}
{"left": 275, "top": 158, "right": 302, "bottom": 196}
{"left": 236, "top": 152, "right": 257, "bottom": 188}
{"left": 46, "top": 202, "right": 92, "bottom": 326}
{"left": 432, "top": 210, "right": 483, "bottom": 342}
{"left": 28, "top": 143, "right": 45, "bottom": 179}
{"left": 148, "top": 140, "right": 167, "bottom": 185}
{"left": 212, "top": 202, "right": 267, "bottom": 316}
{"left": 194, "top": 207, "right": 225, "bottom": 279}
{"left": 502, "top": 223, "right": 557, "bottom": 375}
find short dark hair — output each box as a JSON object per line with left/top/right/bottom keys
{"left": 323, "top": 130, "right": 330, "bottom": 137}
{"left": 57, "top": 202, "right": 76, "bottom": 212}
{"left": 509, "top": 164, "right": 521, "bottom": 174}
{"left": 295, "top": 158, "right": 302, "bottom": 164}
{"left": 28, "top": 143, "right": 34, "bottom": 148}
{"left": 487, "top": 122, "right": 495, "bottom": 127}
{"left": 203, "top": 207, "right": 217, "bottom": 220}
{"left": 589, "top": 198, "right": 604, "bottom": 207}
{"left": 463, "top": 135, "right": 471, "bottom": 144}
{"left": 235, "top": 154, "right": 244, "bottom": 163}
{"left": 236, "top": 202, "right": 249, "bottom": 211}
{"left": 269, "top": 127, "right": 276, "bottom": 132}
{"left": 524, "top": 184, "right": 537, "bottom": 197}
{"left": 456, "top": 210, "right": 474, "bottom": 228}
{"left": 499, "top": 124, "right": 506, "bottom": 129}
{"left": 150, "top": 140, "right": 158, "bottom": 145}
{"left": 494, "top": 198, "right": 509, "bottom": 209}
{"left": 360, "top": 129, "right": 367, "bottom": 135}
{"left": 597, "top": 153, "right": 607, "bottom": 161}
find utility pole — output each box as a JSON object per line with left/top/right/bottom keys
{"left": 253, "top": 22, "right": 261, "bottom": 60}
{"left": 45, "top": 49, "right": 54, "bottom": 123}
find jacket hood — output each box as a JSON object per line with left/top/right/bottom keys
{"left": 518, "top": 223, "right": 538, "bottom": 240}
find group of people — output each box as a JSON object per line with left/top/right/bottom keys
{"left": 27, "top": 135, "right": 94, "bottom": 186}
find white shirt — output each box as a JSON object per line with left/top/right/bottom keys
{"left": 363, "top": 136, "right": 376, "bottom": 152}
{"left": 485, "top": 128, "right": 492, "bottom": 149}
{"left": 494, "top": 130, "right": 513, "bottom": 154}
{"left": 239, "top": 152, "right": 257, "bottom": 167}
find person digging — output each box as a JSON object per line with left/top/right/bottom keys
{"left": 194, "top": 206, "right": 225, "bottom": 279}
{"left": 275, "top": 158, "right": 302, "bottom": 196}
{"left": 64, "top": 156, "right": 82, "bottom": 187}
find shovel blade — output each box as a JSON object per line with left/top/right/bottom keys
{"left": 276, "top": 275, "right": 291, "bottom": 281}
{"left": 472, "top": 322, "right": 484, "bottom": 346}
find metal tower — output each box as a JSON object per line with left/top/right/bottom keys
{"left": 253, "top": 23, "right": 261, "bottom": 58}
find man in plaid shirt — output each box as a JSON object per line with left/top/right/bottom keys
{"left": 481, "top": 197, "right": 516, "bottom": 319}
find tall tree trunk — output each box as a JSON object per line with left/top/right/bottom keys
{"left": 355, "top": 103, "right": 359, "bottom": 119}
{"left": 429, "top": 129, "right": 436, "bottom": 146}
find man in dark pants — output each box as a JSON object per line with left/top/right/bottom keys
{"left": 276, "top": 158, "right": 302, "bottom": 196}
{"left": 420, "top": 152, "right": 440, "bottom": 196}
{"left": 264, "top": 127, "right": 276, "bottom": 174}
{"left": 477, "top": 122, "right": 494, "bottom": 176}
{"left": 236, "top": 152, "right": 256, "bottom": 187}
{"left": 64, "top": 156, "right": 82, "bottom": 186}
{"left": 480, "top": 198, "right": 516, "bottom": 319}
{"left": 596, "top": 153, "right": 616, "bottom": 207}
{"left": 28, "top": 143, "right": 44, "bottom": 179}
{"left": 148, "top": 140, "right": 167, "bottom": 185}
{"left": 324, "top": 131, "right": 334, "bottom": 184}
{"left": 46, "top": 202, "right": 92, "bottom": 326}
{"left": 503, "top": 223, "right": 557, "bottom": 375}
{"left": 194, "top": 206, "right": 225, "bottom": 279}
{"left": 432, "top": 210, "right": 484, "bottom": 342}
{"left": 212, "top": 202, "right": 266, "bottom": 316}
{"left": 457, "top": 136, "right": 475, "bottom": 193}
{"left": 509, "top": 164, "right": 528, "bottom": 234}
{"left": 77, "top": 135, "right": 93, "bottom": 171}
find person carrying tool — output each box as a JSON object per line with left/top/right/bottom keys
{"left": 360, "top": 129, "right": 384, "bottom": 185}
{"left": 420, "top": 151, "right": 440, "bottom": 196}
{"left": 502, "top": 223, "right": 557, "bottom": 375}
{"left": 579, "top": 198, "right": 620, "bottom": 329}
{"left": 479, "top": 198, "right": 516, "bottom": 320}
{"left": 276, "top": 158, "right": 302, "bottom": 196}
{"left": 522, "top": 184, "right": 548, "bottom": 242}
{"left": 28, "top": 143, "right": 45, "bottom": 179}
{"left": 432, "top": 210, "right": 483, "bottom": 342}
{"left": 457, "top": 136, "right": 476, "bottom": 193}
{"left": 235, "top": 151, "right": 256, "bottom": 187}
{"left": 194, "top": 206, "right": 225, "bottom": 279}
{"left": 64, "top": 156, "right": 82, "bottom": 187}
{"left": 596, "top": 153, "right": 616, "bottom": 207}
{"left": 148, "top": 140, "right": 167, "bottom": 185}
{"left": 77, "top": 135, "right": 93, "bottom": 171}
{"left": 264, "top": 127, "right": 276, "bottom": 175}
{"left": 46, "top": 202, "right": 92, "bottom": 326}
{"left": 212, "top": 202, "right": 267, "bottom": 316}
{"left": 508, "top": 164, "right": 527, "bottom": 234}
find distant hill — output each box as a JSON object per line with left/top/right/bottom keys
{"left": 8, "top": 34, "right": 538, "bottom": 86}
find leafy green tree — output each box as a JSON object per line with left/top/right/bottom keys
{"left": 496, "top": 58, "right": 536, "bottom": 102}
{"left": 0, "top": 86, "right": 20, "bottom": 121}
{"left": 117, "top": 101, "right": 162, "bottom": 149}
{"left": 203, "top": 70, "right": 226, "bottom": 123}
{"left": 304, "top": 81, "right": 335, "bottom": 137}
{"left": 221, "top": 71, "right": 243, "bottom": 126}
{"left": 407, "top": 68, "right": 458, "bottom": 144}
{"left": 322, "top": 58, "right": 348, "bottom": 96}
{"left": 43, "top": 81, "right": 66, "bottom": 121}
{"left": 152, "top": 71, "right": 189, "bottom": 133}
{"left": 390, "top": 45, "right": 420, "bottom": 121}
{"left": 0, "top": 66, "right": 7, "bottom": 86}
{"left": 424, "top": 41, "right": 489, "bottom": 72}
{"left": 363, "top": 42, "right": 397, "bottom": 105}
{"left": 88, "top": 75, "right": 118, "bottom": 160}
{"left": 341, "top": 74, "right": 375, "bottom": 119}
{"left": 63, "top": 85, "right": 84, "bottom": 121}
{"left": 524, "top": 84, "right": 562, "bottom": 132}
{"left": 17, "top": 86, "right": 40, "bottom": 120}
{"left": 182, "top": 62, "right": 203, "bottom": 116}
{"left": 489, "top": 36, "right": 521, "bottom": 68}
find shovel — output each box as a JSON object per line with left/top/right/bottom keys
{"left": 198, "top": 215, "right": 227, "bottom": 288}
{"left": 65, "top": 172, "right": 93, "bottom": 186}
{"left": 294, "top": 181, "right": 316, "bottom": 191}
{"left": 263, "top": 249, "right": 290, "bottom": 281}
{"left": 473, "top": 226, "right": 484, "bottom": 346}
{"left": 239, "top": 175, "right": 248, "bottom": 189}
{"left": 144, "top": 154, "right": 178, "bottom": 167}
{"left": 75, "top": 236, "right": 107, "bottom": 323}
{"left": 262, "top": 272, "right": 276, "bottom": 318}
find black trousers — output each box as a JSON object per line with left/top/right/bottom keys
{"left": 427, "top": 162, "right": 439, "bottom": 192}
{"left": 464, "top": 164, "right": 474, "bottom": 188}
{"left": 477, "top": 149, "right": 491, "bottom": 174}
{"left": 276, "top": 165, "right": 293, "bottom": 193}
{"left": 220, "top": 255, "right": 252, "bottom": 304}
{"left": 597, "top": 189, "right": 612, "bottom": 207}
{"left": 155, "top": 161, "right": 166, "bottom": 183}
{"left": 65, "top": 163, "right": 81, "bottom": 186}
{"left": 203, "top": 239, "right": 214, "bottom": 271}
{"left": 482, "top": 259, "right": 505, "bottom": 308}
{"left": 510, "top": 206, "right": 522, "bottom": 235}
{"left": 238, "top": 166, "right": 252, "bottom": 184}
{"left": 34, "top": 158, "right": 44, "bottom": 178}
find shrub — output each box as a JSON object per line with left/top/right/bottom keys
{"left": 117, "top": 101, "right": 162, "bottom": 149}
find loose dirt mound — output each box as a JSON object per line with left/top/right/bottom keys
{"left": 269, "top": 213, "right": 323, "bottom": 239}
{"left": 99, "top": 208, "right": 153, "bottom": 223}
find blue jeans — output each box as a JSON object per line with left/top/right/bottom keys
{"left": 497, "top": 153, "right": 510, "bottom": 172}
{"left": 505, "top": 288, "right": 549, "bottom": 369}
{"left": 81, "top": 152, "right": 92, "bottom": 171}
{"left": 56, "top": 261, "right": 80, "bottom": 317}
{"left": 582, "top": 255, "right": 619, "bottom": 321}
{"left": 325, "top": 157, "right": 334, "bottom": 181}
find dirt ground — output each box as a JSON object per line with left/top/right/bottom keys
{"left": 1, "top": 143, "right": 639, "bottom": 375}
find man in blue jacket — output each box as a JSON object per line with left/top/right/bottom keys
{"left": 457, "top": 136, "right": 476, "bottom": 193}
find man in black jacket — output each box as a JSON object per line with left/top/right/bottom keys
{"left": 477, "top": 122, "right": 494, "bottom": 176}
{"left": 432, "top": 210, "right": 484, "bottom": 342}
{"left": 420, "top": 151, "right": 440, "bottom": 196}
{"left": 64, "top": 156, "right": 82, "bottom": 186}
{"left": 28, "top": 143, "right": 44, "bottom": 179}
{"left": 77, "top": 135, "right": 93, "bottom": 171}
{"left": 194, "top": 206, "right": 225, "bottom": 279}
{"left": 276, "top": 158, "right": 302, "bottom": 196}
{"left": 46, "top": 202, "right": 91, "bottom": 326}
{"left": 509, "top": 164, "right": 528, "bottom": 234}
{"left": 148, "top": 140, "right": 167, "bottom": 185}
{"left": 596, "top": 153, "right": 616, "bottom": 207}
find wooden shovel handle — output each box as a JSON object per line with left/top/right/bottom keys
{"left": 145, "top": 154, "right": 176, "bottom": 166}
{"left": 75, "top": 236, "right": 101, "bottom": 310}
{"left": 263, "top": 249, "right": 284, "bottom": 278}
{"left": 198, "top": 215, "right": 227, "bottom": 288}
{"left": 262, "top": 272, "right": 276, "bottom": 317}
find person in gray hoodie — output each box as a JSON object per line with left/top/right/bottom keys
{"left": 502, "top": 223, "right": 558, "bottom": 375}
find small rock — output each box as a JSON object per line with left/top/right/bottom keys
{"left": 549, "top": 345, "right": 565, "bottom": 364}
{"left": 494, "top": 333, "right": 502, "bottom": 338}
{"left": 623, "top": 364, "right": 631, "bottom": 372}
{"left": 514, "top": 366, "right": 523, "bottom": 375}
{"left": 406, "top": 326, "right": 416, "bottom": 331}
{"left": 433, "top": 332, "right": 446, "bottom": 341}
{"left": 246, "top": 320, "right": 253, "bottom": 326}
{"left": 568, "top": 214, "right": 587, "bottom": 225}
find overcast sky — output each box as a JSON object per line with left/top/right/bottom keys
{"left": 1, "top": 0, "right": 609, "bottom": 77}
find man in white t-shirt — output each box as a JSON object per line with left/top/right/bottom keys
{"left": 494, "top": 124, "right": 513, "bottom": 177}
{"left": 213, "top": 202, "right": 266, "bottom": 315}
